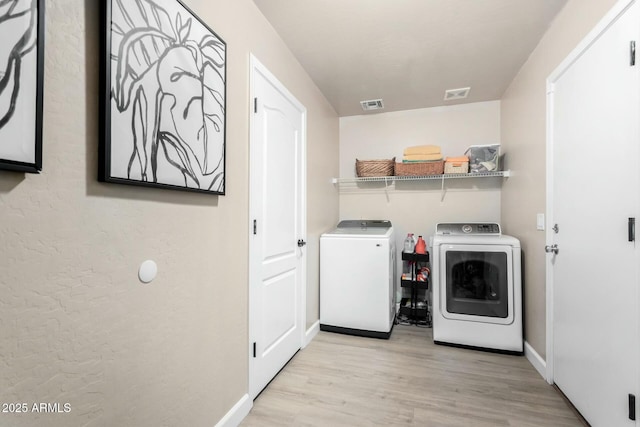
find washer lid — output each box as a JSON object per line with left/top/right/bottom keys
{"left": 324, "top": 220, "right": 393, "bottom": 238}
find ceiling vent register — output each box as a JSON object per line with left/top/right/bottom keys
{"left": 360, "top": 98, "right": 384, "bottom": 111}
{"left": 444, "top": 87, "right": 471, "bottom": 101}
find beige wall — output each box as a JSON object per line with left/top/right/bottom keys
{"left": 339, "top": 101, "right": 502, "bottom": 284}
{"left": 500, "top": 0, "right": 617, "bottom": 359}
{"left": 340, "top": 101, "right": 502, "bottom": 178}
{"left": 0, "top": 1, "right": 338, "bottom": 426}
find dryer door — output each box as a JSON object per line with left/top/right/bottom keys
{"left": 439, "top": 244, "right": 514, "bottom": 325}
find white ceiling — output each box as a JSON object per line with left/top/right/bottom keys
{"left": 252, "top": 0, "right": 568, "bottom": 116}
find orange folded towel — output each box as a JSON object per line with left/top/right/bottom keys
{"left": 445, "top": 156, "right": 469, "bottom": 163}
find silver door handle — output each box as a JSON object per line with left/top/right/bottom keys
{"left": 545, "top": 244, "right": 559, "bottom": 254}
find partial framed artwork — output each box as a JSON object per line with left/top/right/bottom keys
{"left": 0, "top": 0, "right": 45, "bottom": 173}
{"left": 100, "top": 0, "right": 226, "bottom": 194}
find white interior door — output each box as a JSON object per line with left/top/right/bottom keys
{"left": 249, "top": 55, "right": 307, "bottom": 399}
{"left": 548, "top": 2, "right": 639, "bottom": 425}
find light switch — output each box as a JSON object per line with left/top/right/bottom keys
{"left": 536, "top": 213, "right": 545, "bottom": 231}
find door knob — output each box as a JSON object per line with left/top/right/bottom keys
{"left": 297, "top": 239, "right": 307, "bottom": 247}
{"left": 545, "top": 244, "right": 559, "bottom": 254}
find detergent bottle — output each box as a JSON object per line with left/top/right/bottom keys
{"left": 415, "top": 235, "right": 427, "bottom": 254}
{"left": 403, "top": 233, "right": 416, "bottom": 253}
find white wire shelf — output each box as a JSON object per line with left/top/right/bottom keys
{"left": 331, "top": 170, "right": 510, "bottom": 184}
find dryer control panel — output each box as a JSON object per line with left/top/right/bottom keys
{"left": 436, "top": 223, "right": 501, "bottom": 235}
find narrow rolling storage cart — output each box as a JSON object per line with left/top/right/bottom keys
{"left": 399, "top": 251, "right": 431, "bottom": 327}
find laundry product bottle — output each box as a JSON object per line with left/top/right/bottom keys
{"left": 403, "top": 233, "right": 416, "bottom": 253}
{"left": 415, "top": 235, "right": 427, "bottom": 254}
{"left": 402, "top": 260, "right": 412, "bottom": 279}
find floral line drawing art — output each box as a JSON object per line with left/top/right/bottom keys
{"left": 100, "top": 0, "right": 226, "bottom": 194}
{"left": 0, "top": 0, "right": 44, "bottom": 173}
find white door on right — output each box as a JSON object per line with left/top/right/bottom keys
{"left": 550, "top": 2, "right": 639, "bottom": 425}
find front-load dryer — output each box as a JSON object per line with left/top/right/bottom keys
{"left": 320, "top": 220, "right": 395, "bottom": 338}
{"left": 431, "top": 223, "right": 523, "bottom": 354}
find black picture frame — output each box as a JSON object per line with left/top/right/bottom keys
{"left": 0, "top": 0, "right": 45, "bottom": 173}
{"left": 100, "top": 0, "right": 226, "bottom": 194}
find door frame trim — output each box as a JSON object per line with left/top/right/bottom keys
{"left": 545, "top": 0, "right": 636, "bottom": 385}
{"left": 248, "top": 53, "right": 307, "bottom": 399}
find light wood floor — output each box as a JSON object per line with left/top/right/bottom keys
{"left": 242, "top": 325, "right": 585, "bottom": 427}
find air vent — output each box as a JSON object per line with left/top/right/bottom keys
{"left": 444, "top": 87, "right": 470, "bottom": 101}
{"left": 360, "top": 98, "right": 384, "bottom": 111}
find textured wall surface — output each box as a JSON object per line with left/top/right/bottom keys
{"left": 0, "top": 1, "right": 338, "bottom": 426}
{"left": 500, "top": 0, "right": 618, "bottom": 359}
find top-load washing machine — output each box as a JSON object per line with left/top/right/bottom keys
{"left": 431, "top": 223, "right": 523, "bottom": 354}
{"left": 320, "top": 220, "right": 395, "bottom": 338}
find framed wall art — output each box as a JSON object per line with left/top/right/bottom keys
{"left": 100, "top": 0, "right": 226, "bottom": 194}
{"left": 0, "top": 0, "right": 45, "bottom": 173}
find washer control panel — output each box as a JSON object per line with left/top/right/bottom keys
{"left": 337, "top": 220, "right": 392, "bottom": 229}
{"left": 436, "top": 223, "right": 501, "bottom": 235}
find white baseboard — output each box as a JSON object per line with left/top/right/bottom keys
{"left": 215, "top": 393, "right": 252, "bottom": 427}
{"left": 304, "top": 320, "right": 320, "bottom": 348}
{"left": 524, "top": 341, "right": 547, "bottom": 380}
{"left": 221, "top": 322, "right": 317, "bottom": 427}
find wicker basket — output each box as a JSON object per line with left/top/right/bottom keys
{"left": 395, "top": 160, "right": 444, "bottom": 176}
{"left": 355, "top": 158, "right": 395, "bottom": 177}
